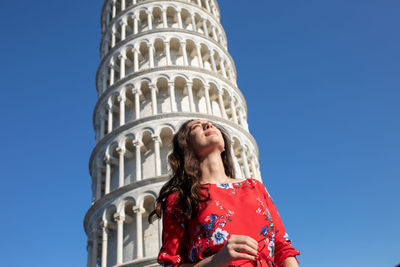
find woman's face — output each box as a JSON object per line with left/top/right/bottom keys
{"left": 186, "top": 120, "right": 225, "bottom": 158}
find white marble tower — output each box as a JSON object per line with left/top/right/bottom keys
{"left": 84, "top": 0, "right": 262, "bottom": 266}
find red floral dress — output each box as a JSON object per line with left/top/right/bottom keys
{"left": 158, "top": 178, "right": 300, "bottom": 267}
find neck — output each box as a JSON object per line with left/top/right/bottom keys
{"left": 198, "top": 150, "right": 232, "bottom": 184}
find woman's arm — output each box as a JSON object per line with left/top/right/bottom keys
{"left": 283, "top": 257, "right": 299, "bottom": 267}
{"left": 256, "top": 180, "right": 300, "bottom": 266}
{"left": 181, "top": 235, "right": 258, "bottom": 267}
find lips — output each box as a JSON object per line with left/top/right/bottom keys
{"left": 205, "top": 130, "right": 217, "bottom": 136}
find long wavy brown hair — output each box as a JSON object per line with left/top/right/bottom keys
{"left": 148, "top": 119, "right": 235, "bottom": 223}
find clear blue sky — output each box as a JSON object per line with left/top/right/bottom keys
{"left": 1, "top": 0, "right": 399, "bottom": 266}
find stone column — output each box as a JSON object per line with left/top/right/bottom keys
{"left": 101, "top": 72, "right": 107, "bottom": 94}
{"left": 91, "top": 229, "right": 98, "bottom": 267}
{"left": 196, "top": 0, "right": 201, "bottom": 6}
{"left": 150, "top": 84, "right": 158, "bottom": 115}
{"left": 220, "top": 59, "right": 227, "bottom": 78}
{"left": 180, "top": 41, "right": 188, "bottom": 65}
{"left": 100, "top": 114, "right": 105, "bottom": 139}
{"left": 177, "top": 9, "right": 183, "bottom": 28}
{"left": 202, "top": 19, "right": 209, "bottom": 36}
{"left": 187, "top": 82, "right": 195, "bottom": 112}
{"left": 111, "top": 0, "right": 116, "bottom": 18}
{"left": 133, "top": 88, "right": 141, "bottom": 119}
{"left": 148, "top": 43, "right": 154, "bottom": 68}
{"left": 104, "top": 38, "right": 110, "bottom": 55}
{"left": 196, "top": 43, "right": 203, "bottom": 68}
{"left": 212, "top": 26, "right": 218, "bottom": 41}
{"left": 86, "top": 239, "right": 93, "bottom": 267}
{"left": 205, "top": 0, "right": 211, "bottom": 12}
{"left": 238, "top": 108, "right": 246, "bottom": 128}
{"left": 230, "top": 97, "right": 238, "bottom": 124}
{"left": 111, "top": 28, "right": 116, "bottom": 47}
{"left": 133, "top": 16, "right": 139, "bottom": 34}
{"left": 228, "top": 68, "right": 234, "bottom": 81}
{"left": 96, "top": 165, "right": 102, "bottom": 200}
{"left": 217, "top": 89, "right": 227, "bottom": 118}
{"left": 147, "top": 10, "right": 153, "bottom": 30}
{"left": 121, "top": 0, "right": 126, "bottom": 11}
{"left": 165, "top": 41, "right": 171, "bottom": 65}
{"left": 121, "top": 21, "right": 127, "bottom": 41}
{"left": 117, "top": 146, "right": 126, "bottom": 188}
{"left": 114, "top": 213, "right": 125, "bottom": 265}
{"left": 168, "top": 82, "right": 177, "bottom": 112}
{"left": 158, "top": 218, "right": 162, "bottom": 250}
{"left": 101, "top": 221, "right": 108, "bottom": 267}
{"left": 162, "top": 8, "right": 167, "bottom": 28}
{"left": 191, "top": 13, "right": 197, "bottom": 32}
{"left": 107, "top": 103, "right": 113, "bottom": 133}
{"left": 104, "top": 156, "right": 111, "bottom": 194}
{"left": 240, "top": 147, "right": 251, "bottom": 178}
{"left": 133, "top": 48, "right": 139, "bottom": 72}
{"left": 250, "top": 156, "right": 258, "bottom": 180}
{"left": 105, "top": 8, "right": 111, "bottom": 25}
{"left": 133, "top": 140, "right": 142, "bottom": 181}
{"left": 152, "top": 135, "right": 161, "bottom": 176}
{"left": 109, "top": 59, "right": 115, "bottom": 85}
{"left": 210, "top": 51, "right": 217, "bottom": 71}
{"left": 204, "top": 85, "right": 212, "bottom": 114}
{"left": 119, "top": 52, "right": 126, "bottom": 79}
{"left": 118, "top": 95, "right": 126, "bottom": 126}
{"left": 133, "top": 206, "right": 145, "bottom": 259}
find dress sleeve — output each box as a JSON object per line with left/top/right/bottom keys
{"left": 157, "top": 193, "right": 188, "bottom": 267}
{"left": 256, "top": 180, "right": 300, "bottom": 267}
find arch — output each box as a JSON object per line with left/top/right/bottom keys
{"left": 173, "top": 75, "right": 188, "bottom": 112}
{"left": 152, "top": 6, "right": 163, "bottom": 29}
{"left": 191, "top": 77, "right": 207, "bottom": 114}
{"left": 117, "top": 196, "right": 136, "bottom": 214}
{"left": 200, "top": 43, "right": 212, "bottom": 71}
{"left": 169, "top": 37, "right": 183, "bottom": 65}
{"left": 140, "top": 128, "right": 156, "bottom": 179}
{"left": 180, "top": 8, "right": 192, "bottom": 30}
{"left": 166, "top": 6, "right": 178, "bottom": 28}
{"left": 103, "top": 204, "right": 118, "bottom": 266}
{"left": 103, "top": 204, "right": 118, "bottom": 222}
{"left": 138, "top": 41, "right": 150, "bottom": 70}
{"left": 159, "top": 125, "right": 174, "bottom": 175}
{"left": 155, "top": 76, "right": 169, "bottom": 113}
{"left": 138, "top": 79, "right": 152, "bottom": 118}
{"left": 138, "top": 9, "right": 148, "bottom": 33}
{"left": 140, "top": 192, "right": 160, "bottom": 257}
{"left": 185, "top": 39, "right": 197, "bottom": 67}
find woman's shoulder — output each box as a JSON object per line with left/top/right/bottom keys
{"left": 245, "top": 178, "right": 271, "bottom": 197}
{"left": 244, "top": 177, "right": 263, "bottom": 186}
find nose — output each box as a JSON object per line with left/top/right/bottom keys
{"left": 204, "top": 121, "right": 213, "bottom": 129}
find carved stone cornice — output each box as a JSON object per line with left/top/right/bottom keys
{"left": 97, "top": 27, "right": 232, "bottom": 82}
{"left": 100, "top": 0, "right": 223, "bottom": 42}
{"left": 93, "top": 66, "right": 246, "bottom": 127}
{"left": 89, "top": 112, "right": 259, "bottom": 174}
{"left": 84, "top": 176, "right": 170, "bottom": 234}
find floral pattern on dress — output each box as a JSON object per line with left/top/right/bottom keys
{"left": 211, "top": 228, "right": 229, "bottom": 245}
{"left": 217, "top": 183, "right": 234, "bottom": 189}
{"left": 158, "top": 178, "right": 300, "bottom": 267}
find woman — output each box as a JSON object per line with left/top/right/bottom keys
{"left": 149, "top": 119, "right": 300, "bottom": 267}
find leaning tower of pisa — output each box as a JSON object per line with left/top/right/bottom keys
{"left": 84, "top": 0, "right": 262, "bottom": 266}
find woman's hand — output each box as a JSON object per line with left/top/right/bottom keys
{"left": 213, "top": 234, "right": 259, "bottom": 266}
{"left": 181, "top": 235, "right": 259, "bottom": 267}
